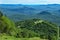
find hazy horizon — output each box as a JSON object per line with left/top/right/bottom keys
{"left": 0, "top": 4, "right": 60, "bottom": 5}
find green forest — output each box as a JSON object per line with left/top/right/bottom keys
{"left": 0, "top": 11, "right": 59, "bottom": 40}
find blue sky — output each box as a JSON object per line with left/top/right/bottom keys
{"left": 0, "top": 0, "right": 60, "bottom": 4}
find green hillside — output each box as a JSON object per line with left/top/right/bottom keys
{"left": 0, "top": 11, "right": 59, "bottom": 40}
{"left": 0, "top": 11, "right": 18, "bottom": 36}
{"left": 16, "top": 19, "right": 58, "bottom": 40}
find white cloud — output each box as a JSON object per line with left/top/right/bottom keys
{"left": 0, "top": 0, "right": 60, "bottom": 4}
{"left": 46, "top": 0, "right": 60, "bottom": 4}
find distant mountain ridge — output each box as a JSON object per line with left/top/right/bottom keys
{"left": 0, "top": 4, "right": 60, "bottom": 26}
{"left": 37, "top": 11, "right": 52, "bottom": 15}
{"left": 0, "top": 4, "right": 60, "bottom": 16}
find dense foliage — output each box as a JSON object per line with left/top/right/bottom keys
{"left": 16, "top": 19, "right": 58, "bottom": 40}
{"left": 0, "top": 11, "right": 17, "bottom": 36}
{"left": 0, "top": 11, "right": 59, "bottom": 40}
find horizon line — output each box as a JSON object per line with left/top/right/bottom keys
{"left": 0, "top": 3, "right": 60, "bottom": 5}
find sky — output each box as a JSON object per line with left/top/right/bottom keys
{"left": 0, "top": 0, "right": 60, "bottom": 4}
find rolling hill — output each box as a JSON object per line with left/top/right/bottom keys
{"left": 16, "top": 19, "right": 58, "bottom": 40}
{"left": 0, "top": 4, "right": 60, "bottom": 26}
{"left": 0, "top": 11, "right": 59, "bottom": 40}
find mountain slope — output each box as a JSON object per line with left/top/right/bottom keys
{"left": 0, "top": 11, "right": 17, "bottom": 36}
{"left": 35, "top": 11, "right": 60, "bottom": 26}
{"left": 16, "top": 19, "right": 58, "bottom": 40}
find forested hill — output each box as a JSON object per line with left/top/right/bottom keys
{"left": 0, "top": 11, "right": 59, "bottom": 40}
{"left": 0, "top": 11, "right": 16, "bottom": 36}
{"left": 16, "top": 19, "right": 58, "bottom": 40}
